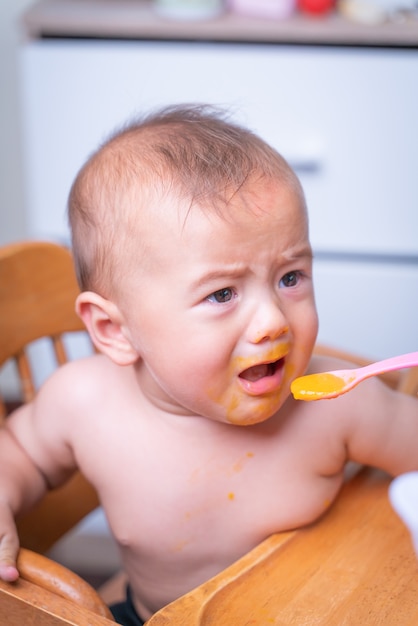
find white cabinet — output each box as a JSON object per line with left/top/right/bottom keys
{"left": 19, "top": 38, "right": 418, "bottom": 359}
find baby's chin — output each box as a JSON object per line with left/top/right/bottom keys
{"left": 224, "top": 399, "right": 285, "bottom": 427}
{"left": 227, "top": 415, "right": 273, "bottom": 427}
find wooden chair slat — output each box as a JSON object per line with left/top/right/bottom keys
{"left": 15, "top": 349, "right": 36, "bottom": 403}
{"left": 0, "top": 241, "right": 114, "bottom": 622}
{"left": 52, "top": 335, "right": 69, "bottom": 367}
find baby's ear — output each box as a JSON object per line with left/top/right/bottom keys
{"left": 76, "top": 292, "right": 139, "bottom": 366}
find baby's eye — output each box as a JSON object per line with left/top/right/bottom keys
{"left": 207, "top": 287, "right": 235, "bottom": 303}
{"left": 280, "top": 271, "right": 301, "bottom": 288}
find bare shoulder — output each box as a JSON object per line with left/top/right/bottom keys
{"left": 2, "top": 355, "right": 127, "bottom": 484}
{"left": 37, "top": 353, "right": 128, "bottom": 401}
{"left": 305, "top": 352, "right": 361, "bottom": 375}
{"left": 23, "top": 353, "right": 135, "bottom": 435}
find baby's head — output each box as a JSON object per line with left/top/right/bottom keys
{"left": 69, "top": 105, "right": 317, "bottom": 425}
{"left": 68, "top": 104, "right": 306, "bottom": 299}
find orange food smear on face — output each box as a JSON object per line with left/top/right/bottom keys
{"left": 290, "top": 372, "right": 345, "bottom": 400}
{"left": 171, "top": 539, "right": 190, "bottom": 553}
{"left": 206, "top": 348, "right": 293, "bottom": 425}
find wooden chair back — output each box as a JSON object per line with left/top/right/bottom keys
{"left": 0, "top": 241, "right": 100, "bottom": 553}
{"left": 0, "top": 241, "right": 112, "bottom": 621}
{"left": 0, "top": 240, "right": 85, "bottom": 416}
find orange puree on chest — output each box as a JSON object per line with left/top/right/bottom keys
{"left": 291, "top": 373, "right": 345, "bottom": 400}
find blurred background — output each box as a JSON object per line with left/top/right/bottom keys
{"left": 0, "top": 1, "right": 34, "bottom": 246}
{"left": 1, "top": 0, "right": 417, "bottom": 585}
{"left": 3, "top": 1, "right": 418, "bottom": 364}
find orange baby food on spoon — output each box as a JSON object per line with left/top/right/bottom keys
{"left": 291, "top": 352, "right": 418, "bottom": 402}
{"left": 291, "top": 373, "right": 347, "bottom": 401}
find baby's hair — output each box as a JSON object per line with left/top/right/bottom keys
{"left": 68, "top": 103, "right": 304, "bottom": 295}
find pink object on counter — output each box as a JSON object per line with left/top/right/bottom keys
{"left": 228, "top": 0, "right": 296, "bottom": 19}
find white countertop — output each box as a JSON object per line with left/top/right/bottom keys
{"left": 21, "top": 0, "right": 418, "bottom": 46}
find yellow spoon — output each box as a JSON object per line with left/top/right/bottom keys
{"left": 291, "top": 351, "right": 418, "bottom": 401}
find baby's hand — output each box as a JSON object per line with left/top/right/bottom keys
{"left": 0, "top": 505, "right": 20, "bottom": 581}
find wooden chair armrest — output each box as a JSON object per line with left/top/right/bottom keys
{"left": 146, "top": 531, "right": 297, "bottom": 625}
{"left": 0, "top": 575, "right": 116, "bottom": 625}
{"left": 147, "top": 467, "right": 418, "bottom": 625}
{"left": 16, "top": 547, "right": 114, "bottom": 619}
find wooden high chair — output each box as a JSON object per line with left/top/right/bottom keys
{"left": 0, "top": 241, "right": 101, "bottom": 553}
{"left": 0, "top": 548, "right": 115, "bottom": 625}
{"left": 0, "top": 240, "right": 115, "bottom": 623}
{"left": 0, "top": 240, "right": 417, "bottom": 624}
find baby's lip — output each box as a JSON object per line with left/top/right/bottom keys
{"left": 236, "top": 344, "right": 289, "bottom": 378}
{"left": 239, "top": 357, "right": 284, "bottom": 383}
{"left": 237, "top": 356, "right": 286, "bottom": 396}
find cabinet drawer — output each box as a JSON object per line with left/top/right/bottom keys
{"left": 19, "top": 40, "right": 417, "bottom": 360}
{"left": 314, "top": 258, "right": 418, "bottom": 359}
{"left": 20, "top": 41, "right": 418, "bottom": 255}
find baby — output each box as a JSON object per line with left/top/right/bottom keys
{"left": 0, "top": 105, "right": 417, "bottom": 625}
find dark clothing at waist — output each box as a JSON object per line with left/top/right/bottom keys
{"left": 110, "top": 586, "right": 145, "bottom": 626}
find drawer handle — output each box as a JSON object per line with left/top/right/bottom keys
{"left": 288, "top": 159, "right": 322, "bottom": 174}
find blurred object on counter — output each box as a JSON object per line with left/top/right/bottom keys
{"left": 227, "top": 0, "right": 296, "bottom": 18}
{"left": 339, "top": 0, "right": 418, "bottom": 23}
{"left": 298, "top": 0, "right": 335, "bottom": 14}
{"left": 389, "top": 472, "right": 418, "bottom": 558}
{"left": 153, "top": 0, "right": 225, "bottom": 19}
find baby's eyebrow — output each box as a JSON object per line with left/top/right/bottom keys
{"left": 283, "top": 244, "right": 313, "bottom": 263}
{"left": 191, "top": 266, "right": 246, "bottom": 291}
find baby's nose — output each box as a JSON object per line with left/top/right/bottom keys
{"left": 247, "top": 301, "right": 289, "bottom": 344}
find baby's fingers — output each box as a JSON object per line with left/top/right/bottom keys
{"left": 0, "top": 532, "right": 20, "bottom": 581}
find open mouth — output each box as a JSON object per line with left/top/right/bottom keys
{"left": 239, "top": 358, "right": 284, "bottom": 383}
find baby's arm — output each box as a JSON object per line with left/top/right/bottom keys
{"left": 0, "top": 368, "right": 80, "bottom": 581}
{"left": 0, "top": 407, "right": 48, "bottom": 580}
{"left": 342, "top": 375, "right": 418, "bottom": 475}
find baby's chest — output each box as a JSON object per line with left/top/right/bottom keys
{"left": 101, "top": 442, "right": 343, "bottom": 557}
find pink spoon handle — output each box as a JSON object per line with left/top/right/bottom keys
{"left": 355, "top": 352, "right": 418, "bottom": 379}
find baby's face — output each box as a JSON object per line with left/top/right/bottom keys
{"left": 118, "top": 178, "right": 318, "bottom": 426}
